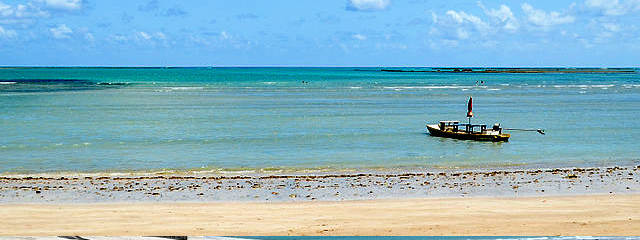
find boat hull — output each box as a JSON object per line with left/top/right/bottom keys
{"left": 426, "top": 125, "right": 510, "bottom": 142}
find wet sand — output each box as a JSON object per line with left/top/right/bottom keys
{"left": 1, "top": 166, "right": 639, "bottom": 203}
{"left": 1, "top": 194, "right": 639, "bottom": 236}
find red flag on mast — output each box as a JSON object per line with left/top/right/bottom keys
{"left": 467, "top": 97, "right": 473, "bottom": 118}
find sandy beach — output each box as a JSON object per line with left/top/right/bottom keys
{"left": 0, "top": 194, "right": 638, "bottom": 236}
{"left": 0, "top": 166, "right": 639, "bottom": 235}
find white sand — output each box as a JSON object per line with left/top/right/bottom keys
{"left": 0, "top": 194, "right": 638, "bottom": 236}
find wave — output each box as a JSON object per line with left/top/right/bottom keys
{"left": 383, "top": 86, "right": 474, "bottom": 90}
{"left": 381, "top": 86, "right": 506, "bottom": 91}
{"left": 552, "top": 84, "right": 615, "bottom": 88}
{"left": 162, "top": 87, "right": 205, "bottom": 90}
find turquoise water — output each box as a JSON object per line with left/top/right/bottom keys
{"left": 1, "top": 68, "right": 639, "bottom": 174}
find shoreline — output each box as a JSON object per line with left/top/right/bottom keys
{"left": 1, "top": 165, "right": 638, "bottom": 203}
{"left": 1, "top": 194, "right": 638, "bottom": 235}
{"left": 2, "top": 161, "right": 637, "bottom": 178}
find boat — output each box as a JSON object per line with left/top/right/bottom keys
{"left": 426, "top": 97, "right": 511, "bottom": 142}
{"left": 426, "top": 121, "right": 510, "bottom": 142}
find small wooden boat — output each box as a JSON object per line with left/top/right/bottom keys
{"left": 426, "top": 97, "right": 511, "bottom": 142}
{"left": 426, "top": 121, "right": 510, "bottom": 142}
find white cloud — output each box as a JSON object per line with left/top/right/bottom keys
{"left": 352, "top": 33, "right": 367, "bottom": 40}
{"left": 135, "top": 31, "right": 167, "bottom": 45}
{"left": 0, "top": 2, "right": 49, "bottom": 25}
{"left": 188, "top": 35, "right": 210, "bottom": 46}
{"left": 429, "top": 10, "right": 493, "bottom": 42}
{"left": 346, "top": 0, "right": 390, "bottom": 11}
{"left": 0, "top": 25, "right": 17, "bottom": 38}
{"left": 456, "top": 28, "right": 469, "bottom": 39}
{"left": 154, "top": 32, "right": 166, "bottom": 40}
{"left": 137, "top": 31, "right": 151, "bottom": 40}
{"left": 41, "top": 0, "right": 82, "bottom": 11}
{"left": 446, "top": 10, "right": 464, "bottom": 23}
{"left": 521, "top": 3, "right": 574, "bottom": 27}
{"left": 186, "top": 31, "right": 253, "bottom": 49}
{"left": 0, "top": 2, "right": 11, "bottom": 16}
{"left": 374, "top": 42, "right": 407, "bottom": 50}
{"left": 445, "top": 10, "right": 490, "bottom": 32}
{"left": 108, "top": 31, "right": 168, "bottom": 46}
{"left": 49, "top": 24, "right": 72, "bottom": 39}
{"left": 110, "top": 34, "right": 127, "bottom": 42}
{"left": 602, "top": 23, "right": 620, "bottom": 32}
{"left": 588, "top": 0, "right": 640, "bottom": 17}
{"left": 220, "top": 31, "right": 230, "bottom": 40}
{"left": 479, "top": 2, "right": 519, "bottom": 31}
{"left": 0, "top": 0, "right": 81, "bottom": 27}
{"left": 440, "top": 39, "right": 459, "bottom": 47}
{"left": 586, "top": 0, "right": 621, "bottom": 15}
{"left": 590, "top": 22, "right": 622, "bottom": 42}
{"left": 431, "top": 11, "right": 438, "bottom": 24}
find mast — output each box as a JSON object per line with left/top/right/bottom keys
{"left": 467, "top": 96, "right": 473, "bottom": 130}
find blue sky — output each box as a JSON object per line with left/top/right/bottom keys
{"left": 0, "top": 0, "right": 639, "bottom": 66}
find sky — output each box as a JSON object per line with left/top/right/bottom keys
{"left": 0, "top": 0, "right": 639, "bottom": 66}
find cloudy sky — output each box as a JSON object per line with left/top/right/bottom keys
{"left": 1, "top": 0, "right": 639, "bottom": 66}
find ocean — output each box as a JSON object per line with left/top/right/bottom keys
{"left": 1, "top": 67, "right": 639, "bottom": 174}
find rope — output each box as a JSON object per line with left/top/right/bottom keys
{"left": 504, "top": 128, "right": 545, "bottom": 135}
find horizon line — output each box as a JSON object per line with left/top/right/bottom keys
{"left": 1, "top": 65, "right": 639, "bottom": 68}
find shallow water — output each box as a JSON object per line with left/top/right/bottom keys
{"left": 1, "top": 67, "right": 639, "bottom": 174}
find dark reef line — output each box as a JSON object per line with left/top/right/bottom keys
{"left": 380, "top": 68, "right": 637, "bottom": 73}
